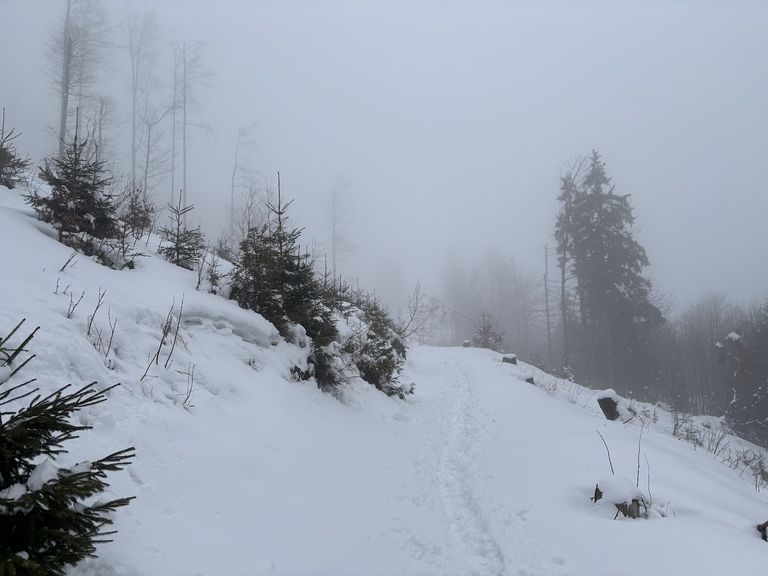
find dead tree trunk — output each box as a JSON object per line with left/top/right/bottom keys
{"left": 58, "top": 0, "right": 73, "bottom": 159}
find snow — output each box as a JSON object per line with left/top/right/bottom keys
{"left": 727, "top": 331, "right": 742, "bottom": 341}
{"left": 597, "top": 388, "right": 619, "bottom": 401}
{"left": 597, "top": 475, "right": 645, "bottom": 504}
{"left": 0, "top": 459, "right": 60, "bottom": 501}
{"left": 2, "top": 185, "right": 768, "bottom": 575}
{"left": 0, "top": 482, "right": 27, "bottom": 501}
{"left": 27, "top": 458, "right": 59, "bottom": 491}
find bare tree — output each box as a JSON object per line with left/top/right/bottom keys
{"left": 324, "top": 176, "right": 356, "bottom": 276}
{"left": 510, "top": 260, "right": 545, "bottom": 359}
{"left": 230, "top": 123, "right": 258, "bottom": 228}
{"left": 51, "top": 0, "right": 73, "bottom": 159}
{"left": 396, "top": 277, "right": 443, "bottom": 343}
{"left": 122, "top": 8, "right": 159, "bottom": 182}
{"left": 554, "top": 154, "right": 588, "bottom": 366}
{"left": 46, "top": 0, "right": 111, "bottom": 157}
{"left": 138, "top": 104, "right": 172, "bottom": 196}
{"left": 221, "top": 175, "right": 276, "bottom": 256}
{"left": 170, "top": 40, "right": 213, "bottom": 213}
{"left": 678, "top": 292, "right": 745, "bottom": 413}
{"left": 81, "top": 94, "right": 118, "bottom": 164}
{"left": 169, "top": 49, "right": 180, "bottom": 205}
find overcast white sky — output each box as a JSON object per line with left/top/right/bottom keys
{"left": 2, "top": 0, "right": 766, "bottom": 310}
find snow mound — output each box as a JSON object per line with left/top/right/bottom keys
{"left": 597, "top": 475, "right": 645, "bottom": 504}
{"left": 596, "top": 388, "right": 619, "bottom": 401}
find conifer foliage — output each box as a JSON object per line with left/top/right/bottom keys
{"left": 0, "top": 108, "right": 31, "bottom": 190}
{"left": 158, "top": 197, "right": 205, "bottom": 270}
{"left": 321, "top": 277, "right": 408, "bottom": 397}
{"left": 120, "top": 186, "right": 156, "bottom": 240}
{"left": 0, "top": 320, "right": 134, "bottom": 576}
{"left": 26, "top": 128, "right": 118, "bottom": 250}
{"left": 555, "top": 150, "right": 662, "bottom": 393}
{"left": 230, "top": 175, "right": 409, "bottom": 395}
{"left": 231, "top": 178, "right": 337, "bottom": 347}
{"left": 350, "top": 295, "right": 407, "bottom": 397}
{"left": 473, "top": 311, "right": 504, "bottom": 351}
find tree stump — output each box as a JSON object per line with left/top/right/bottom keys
{"left": 594, "top": 476, "right": 645, "bottom": 519}
{"left": 615, "top": 499, "right": 642, "bottom": 519}
{"left": 597, "top": 397, "right": 620, "bottom": 421}
{"left": 462, "top": 340, "right": 471, "bottom": 348}
{"left": 758, "top": 520, "right": 768, "bottom": 541}
{"left": 502, "top": 354, "right": 517, "bottom": 365}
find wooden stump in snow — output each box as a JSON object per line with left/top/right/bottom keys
{"left": 596, "top": 390, "right": 620, "bottom": 421}
{"left": 615, "top": 500, "right": 642, "bottom": 519}
{"left": 594, "top": 476, "right": 645, "bottom": 519}
{"left": 502, "top": 354, "right": 517, "bottom": 365}
{"left": 758, "top": 520, "right": 768, "bottom": 541}
{"left": 462, "top": 340, "right": 471, "bottom": 348}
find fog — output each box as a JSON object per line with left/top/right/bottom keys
{"left": 3, "top": 0, "right": 767, "bottom": 309}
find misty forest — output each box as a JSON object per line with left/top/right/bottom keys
{"left": 1, "top": 1, "right": 767, "bottom": 575}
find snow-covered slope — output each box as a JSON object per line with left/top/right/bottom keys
{"left": 2, "top": 186, "right": 767, "bottom": 576}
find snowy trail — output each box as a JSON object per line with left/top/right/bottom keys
{"left": 398, "top": 348, "right": 562, "bottom": 576}
{"left": 436, "top": 356, "right": 506, "bottom": 576}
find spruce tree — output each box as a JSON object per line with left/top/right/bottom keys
{"left": 230, "top": 223, "right": 287, "bottom": 333}
{"left": 473, "top": 311, "right": 504, "bottom": 351}
{"left": 231, "top": 178, "right": 338, "bottom": 347}
{"left": 120, "top": 186, "right": 156, "bottom": 240}
{"left": 0, "top": 109, "right": 31, "bottom": 190}
{"left": 0, "top": 320, "right": 134, "bottom": 575}
{"left": 158, "top": 197, "right": 205, "bottom": 270}
{"left": 26, "top": 129, "right": 117, "bottom": 248}
{"left": 567, "top": 151, "right": 663, "bottom": 392}
{"left": 352, "top": 295, "right": 406, "bottom": 396}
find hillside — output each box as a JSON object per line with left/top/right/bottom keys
{"left": 1, "top": 184, "right": 767, "bottom": 576}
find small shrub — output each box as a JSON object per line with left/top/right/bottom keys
{"left": 120, "top": 186, "right": 156, "bottom": 240}
{"left": 158, "top": 198, "right": 205, "bottom": 270}
{"left": 472, "top": 311, "right": 503, "bottom": 351}
{"left": 0, "top": 108, "right": 31, "bottom": 189}
{"left": 0, "top": 320, "right": 134, "bottom": 575}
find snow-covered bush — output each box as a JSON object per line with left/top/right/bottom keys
{"left": 337, "top": 295, "right": 408, "bottom": 398}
